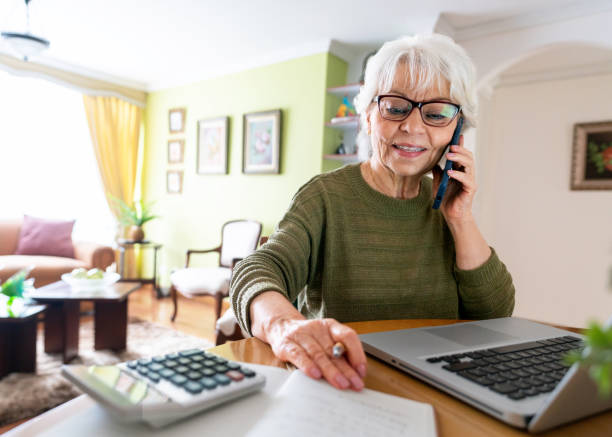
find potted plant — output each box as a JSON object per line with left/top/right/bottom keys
{"left": 565, "top": 319, "right": 612, "bottom": 397}
{"left": 110, "top": 195, "right": 159, "bottom": 242}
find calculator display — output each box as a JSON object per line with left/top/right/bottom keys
{"left": 88, "top": 366, "right": 149, "bottom": 404}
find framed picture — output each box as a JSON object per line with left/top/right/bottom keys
{"left": 168, "top": 107, "right": 186, "bottom": 133}
{"left": 242, "top": 109, "right": 281, "bottom": 174}
{"left": 167, "top": 139, "right": 184, "bottom": 164}
{"left": 167, "top": 170, "right": 183, "bottom": 194}
{"left": 571, "top": 120, "right": 612, "bottom": 190}
{"left": 197, "top": 117, "right": 229, "bottom": 174}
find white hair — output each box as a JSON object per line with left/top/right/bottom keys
{"left": 354, "top": 33, "right": 478, "bottom": 159}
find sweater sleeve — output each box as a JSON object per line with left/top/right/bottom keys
{"left": 454, "top": 247, "right": 515, "bottom": 319}
{"left": 230, "top": 179, "right": 326, "bottom": 336}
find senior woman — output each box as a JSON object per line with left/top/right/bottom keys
{"left": 230, "top": 33, "right": 515, "bottom": 392}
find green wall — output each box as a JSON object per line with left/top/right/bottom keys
{"left": 142, "top": 52, "right": 347, "bottom": 287}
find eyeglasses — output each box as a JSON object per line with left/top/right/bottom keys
{"left": 374, "top": 95, "right": 461, "bottom": 127}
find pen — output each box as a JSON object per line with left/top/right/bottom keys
{"left": 332, "top": 342, "right": 346, "bottom": 358}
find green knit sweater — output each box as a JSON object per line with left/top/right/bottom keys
{"left": 230, "top": 164, "right": 515, "bottom": 336}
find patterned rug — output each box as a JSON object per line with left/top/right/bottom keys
{"left": 0, "top": 318, "right": 213, "bottom": 426}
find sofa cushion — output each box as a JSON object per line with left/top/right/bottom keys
{"left": 0, "top": 255, "right": 87, "bottom": 287}
{"left": 15, "top": 215, "right": 75, "bottom": 258}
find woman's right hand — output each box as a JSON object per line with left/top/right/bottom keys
{"left": 267, "top": 317, "right": 367, "bottom": 390}
{"left": 250, "top": 291, "right": 367, "bottom": 391}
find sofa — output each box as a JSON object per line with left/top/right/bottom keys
{"left": 0, "top": 218, "right": 115, "bottom": 288}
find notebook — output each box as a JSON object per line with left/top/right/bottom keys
{"left": 359, "top": 317, "right": 612, "bottom": 433}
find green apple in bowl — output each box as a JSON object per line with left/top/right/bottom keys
{"left": 86, "top": 268, "right": 104, "bottom": 280}
{"left": 70, "top": 268, "right": 88, "bottom": 279}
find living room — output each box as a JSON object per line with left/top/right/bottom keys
{"left": 1, "top": 0, "right": 612, "bottom": 434}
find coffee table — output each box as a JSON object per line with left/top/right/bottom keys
{"left": 28, "top": 281, "right": 141, "bottom": 363}
{"left": 0, "top": 303, "right": 46, "bottom": 378}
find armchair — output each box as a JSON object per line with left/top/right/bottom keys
{"left": 169, "top": 220, "right": 262, "bottom": 328}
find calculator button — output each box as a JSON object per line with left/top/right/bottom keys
{"left": 226, "top": 370, "right": 244, "bottom": 382}
{"left": 189, "top": 363, "right": 203, "bottom": 371}
{"left": 137, "top": 366, "right": 149, "bottom": 376}
{"left": 213, "top": 374, "right": 231, "bottom": 385}
{"left": 213, "top": 356, "right": 228, "bottom": 364}
{"left": 152, "top": 356, "right": 165, "bottom": 363}
{"left": 202, "top": 368, "right": 215, "bottom": 377}
{"left": 159, "top": 369, "right": 175, "bottom": 379}
{"left": 127, "top": 360, "right": 138, "bottom": 369}
{"left": 203, "top": 360, "right": 216, "bottom": 367}
{"left": 240, "top": 368, "right": 256, "bottom": 378}
{"left": 166, "top": 353, "right": 180, "bottom": 360}
{"left": 191, "top": 355, "right": 205, "bottom": 362}
{"left": 187, "top": 371, "right": 203, "bottom": 380}
{"left": 179, "top": 349, "right": 203, "bottom": 357}
{"left": 200, "top": 377, "right": 218, "bottom": 390}
{"left": 178, "top": 357, "right": 191, "bottom": 365}
{"left": 170, "top": 374, "right": 188, "bottom": 386}
{"left": 164, "top": 360, "right": 178, "bottom": 368}
{"left": 226, "top": 362, "right": 240, "bottom": 370}
{"left": 137, "top": 358, "right": 151, "bottom": 366}
{"left": 214, "top": 365, "right": 229, "bottom": 373}
{"left": 184, "top": 381, "right": 203, "bottom": 394}
{"left": 148, "top": 363, "right": 164, "bottom": 372}
{"left": 147, "top": 372, "right": 161, "bottom": 383}
{"left": 175, "top": 366, "right": 190, "bottom": 374}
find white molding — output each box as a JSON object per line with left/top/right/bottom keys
{"left": 328, "top": 39, "right": 360, "bottom": 63}
{"left": 0, "top": 48, "right": 148, "bottom": 91}
{"left": 148, "top": 39, "right": 333, "bottom": 91}
{"left": 433, "top": 13, "right": 455, "bottom": 39}
{"left": 450, "top": 0, "right": 612, "bottom": 42}
{"left": 496, "top": 61, "right": 612, "bottom": 88}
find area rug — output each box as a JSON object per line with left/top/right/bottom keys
{"left": 0, "top": 318, "right": 213, "bottom": 426}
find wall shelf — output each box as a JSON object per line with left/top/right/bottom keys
{"left": 327, "top": 83, "right": 362, "bottom": 98}
{"left": 323, "top": 154, "right": 360, "bottom": 163}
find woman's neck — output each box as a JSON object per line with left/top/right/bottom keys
{"left": 360, "top": 160, "right": 421, "bottom": 200}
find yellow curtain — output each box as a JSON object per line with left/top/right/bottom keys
{"left": 83, "top": 95, "right": 142, "bottom": 277}
{"left": 82, "top": 95, "right": 141, "bottom": 217}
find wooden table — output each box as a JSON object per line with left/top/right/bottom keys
{"left": 0, "top": 303, "right": 46, "bottom": 378}
{"left": 28, "top": 281, "right": 141, "bottom": 363}
{"left": 209, "top": 319, "right": 612, "bottom": 437}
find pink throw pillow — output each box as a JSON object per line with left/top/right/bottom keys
{"left": 15, "top": 215, "right": 75, "bottom": 258}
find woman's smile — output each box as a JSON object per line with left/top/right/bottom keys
{"left": 391, "top": 142, "right": 428, "bottom": 158}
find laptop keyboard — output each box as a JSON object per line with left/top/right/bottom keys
{"left": 426, "top": 336, "right": 584, "bottom": 401}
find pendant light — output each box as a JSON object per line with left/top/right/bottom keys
{"left": 1, "top": 0, "right": 50, "bottom": 61}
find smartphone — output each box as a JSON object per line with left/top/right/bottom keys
{"left": 432, "top": 117, "right": 464, "bottom": 210}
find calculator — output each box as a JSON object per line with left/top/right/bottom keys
{"left": 61, "top": 348, "right": 266, "bottom": 428}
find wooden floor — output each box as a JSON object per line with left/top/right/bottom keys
{"left": 127, "top": 284, "right": 230, "bottom": 343}
{"left": 0, "top": 285, "right": 228, "bottom": 435}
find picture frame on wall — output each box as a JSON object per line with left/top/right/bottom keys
{"left": 167, "top": 170, "right": 183, "bottom": 194}
{"left": 571, "top": 120, "right": 612, "bottom": 190}
{"left": 168, "top": 107, "right": 186, "bottom": 133}
{"left": 167, "top": 139, "right": 185, "bottom": 164}
{"left": 197, "top": 116, "right": 229, "bottom": 174}
{"left": 242, "top": 109, "right": 281, "bottom": 174}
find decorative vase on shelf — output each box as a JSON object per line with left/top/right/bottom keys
{"left": 128, "top": 225, "right": 145, "bottom": 242}
{"left": 109, "top": 193, "right": 159, "bottom": 243}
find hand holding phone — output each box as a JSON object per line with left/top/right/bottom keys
{"left": 432, "top": 117, "right": 464, "bottom": 210}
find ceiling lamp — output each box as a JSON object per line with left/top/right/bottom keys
{"left": 1, "top": 0, "right": 50, "bottom": 61}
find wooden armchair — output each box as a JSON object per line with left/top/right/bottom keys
{"left": 169, "top": 220, "right": 262, "bottom": 328}
{"left": 214, "top": 235, "right": 269, "bottom": 345}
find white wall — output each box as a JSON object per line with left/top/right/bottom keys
{"left": 476, "top": 72, "right": 612, "bottom": 328}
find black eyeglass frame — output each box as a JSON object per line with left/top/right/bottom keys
{"left": 374, "top": 94, "right": 461, "bottom": 127}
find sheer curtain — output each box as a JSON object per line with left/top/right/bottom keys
{"left": 0, "top": 69, "right": 116, "bottom": 244}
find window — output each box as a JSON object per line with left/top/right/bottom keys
{"left": 0, "top": 69, "right": 116, "bottom": 243}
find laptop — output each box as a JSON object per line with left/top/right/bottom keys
{"left": 360, "top": 317, "right": 612, "bottom": 433}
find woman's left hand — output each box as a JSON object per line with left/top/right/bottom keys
{"left": 432, "top": 136, "right": 477, "bottom": 224}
